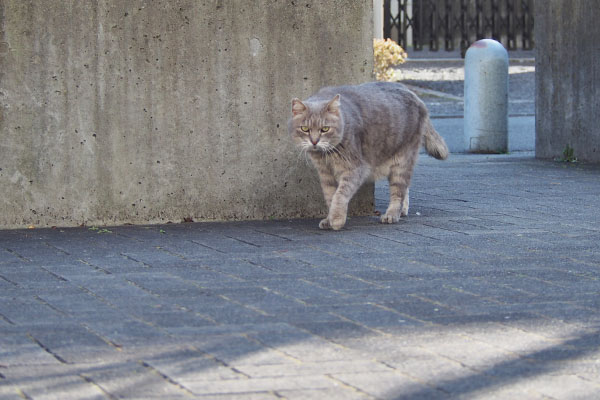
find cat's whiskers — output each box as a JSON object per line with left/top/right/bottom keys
{"left": 297, "top": 141, "right": 313, "bottom": 166}
{"left": 323, "top": 145, "right": 332, "bottom": 165}
{"left": 323, "top": 144, "right": 334, "bottom": 165}
{"left": 323, "top": 143, "right": 352, "bottom": 166}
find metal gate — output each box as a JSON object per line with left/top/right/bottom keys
{"left": 384, "top": 0, "right": 534, "bottom": 54}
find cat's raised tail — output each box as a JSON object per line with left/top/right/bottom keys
{"left": 421, "top": 118, "right": 449, "bottom": 160}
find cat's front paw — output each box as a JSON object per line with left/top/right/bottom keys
{"left": 319, "top": 217, "right": 346, "bottom": 230}
{"left": 319, "top": 218, "right": 332, "bottom": 230}
{"left": 330, "top": 217, "right": 346, "bottom": 230}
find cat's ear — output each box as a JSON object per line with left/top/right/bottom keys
{"left": 326, "top": 94, "right": 341, "bottom": 114}
{"left": 291, "top": 98, "right": 307, "bottom": 116}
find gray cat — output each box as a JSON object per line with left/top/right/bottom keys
{"left": 288, "top": 81, "right": 448, "bottom": 230}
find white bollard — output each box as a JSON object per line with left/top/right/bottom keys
{"left": 464, "top": 39, "right": 509, "bottom": 153}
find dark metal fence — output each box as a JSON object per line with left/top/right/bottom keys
{"left": 384, "top": 0, "right": 534, "bottom": 55}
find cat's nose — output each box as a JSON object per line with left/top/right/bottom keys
{"left": 311, "top": 138, "right": 319, "bottom": 146}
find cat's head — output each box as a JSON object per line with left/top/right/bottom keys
{"left": 288, "top": 94, "right": 344, "bottom": 153}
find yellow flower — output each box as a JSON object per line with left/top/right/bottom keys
{"left": 373, "top": 38, "right": 407, "bottom": 81}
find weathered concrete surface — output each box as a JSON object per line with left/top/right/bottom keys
{"left": 0, "top": 1, "right": 374, "bottom": 229}
{"left": 535, "top": 0, "right": 600, "bottom": 162}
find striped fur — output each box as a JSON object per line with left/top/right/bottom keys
{"left": 288, "top": 82, "right": 448, "bottom": 230}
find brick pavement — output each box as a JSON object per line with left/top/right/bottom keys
{"left": 1, "top": 153, "right": 600, "bottom": 399}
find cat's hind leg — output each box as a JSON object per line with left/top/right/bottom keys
{"left": 381, "top": 175, "right": 408, "bottom": 223}
{"left": 401, "top": 188, "right": 410, "bottom": 216}
{"left": 381, "top": 154, "right": 416, "bottom": 223}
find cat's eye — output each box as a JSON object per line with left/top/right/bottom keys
{"left": 300, "top": 126, "right": 310, "bottom": 133}
{"left": 321, "top": 126, "right": 330, "bottom": 133}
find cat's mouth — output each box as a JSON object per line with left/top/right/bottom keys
{"left": 307, "top": 142, "right": 325, "bottom": 152}
{"left": 302, "top": 141, "right": 337, "bottom": 154}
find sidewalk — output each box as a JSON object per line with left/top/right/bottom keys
{"left": 2, "top": 153, "right": 600, "bottom": 399}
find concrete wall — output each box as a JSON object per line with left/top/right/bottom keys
{"left": 536, "top": 0, "right": 600, "bottom": 162}
{"left": 0, "top": 1, "right": 374, "bottom": 229}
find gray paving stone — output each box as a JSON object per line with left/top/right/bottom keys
{"left": 4, "top": 374, "right": 108, "bottom": 400}
{"left": 80, "top": 362, "right": 192, "bottom": 399}
{"left": 1, "top": 154, "right": 600, "bottom": 398}
{"left": 0, "top": 329, "right": 63, "bottom": 366}
{"left": 183, "top": 375, "right": 337, "bottom": 396}
{"left": 384, "top": 297, "right": 461, "bottom": 321}
{"left": 0, "top": 296, "right": 66, "bottom": 325}
{"left": 293, "top": 321, "right": 377, "bottom": 342}
{"left": 24, "top": 324, "right": 118, "bottom": 364}
{"left": 236, "top": 359, "right": 394, "bottom": 379}
{"left": 253, "top": 306, "right": 345, "bottom": 324}
{"left": 277, "top": 387, "right": 372, "bottom": 399}
{"left": 326, "top": 304, "right": 425, "bottom": 330}
{"left": 256, "top": 279, "right": 342, "bottom": 303}
{"left": 143, "top": 350, "right": 244, "bottom": 382}
{"left": 0, "top": 385, "right": 24, "bottom": 400}
{"left": 83, "top": 319, "right": 172, "bottom": 348}
{"left": 246, "top": 329, "right": 363, "bottom": 362}
{"left": 136, "top": 311, "right": 216, "bottom": 328}
{"left": 191, "top": 305, "right": 276, "bottom": 325}
{"left": 331, "top": 371, "right": 446, "bottom": 399}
